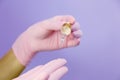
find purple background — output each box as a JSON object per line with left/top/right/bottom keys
{"left": 0, "top": 0, "right": 120, "bottom": 80}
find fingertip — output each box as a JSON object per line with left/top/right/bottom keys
{"left": 72, "top": 22, "right": 80, "bottom": 31}
{"left": 65, "top": 15, "right": 75, "bottom": 24}
{"left": 54, "top": 15, "right": 75, "bottom": 24}
{"left": 48, "top": 66, "right": 68, "bottom": 80}
{"left": 74, "top": 38, "right": 80, "bottom": 46}
{"left": 62, "top": 66, "right": 69, "bottom": 72}
{"left": 56, "top": 58, "right": 67, "bottom": 64}
{"left": 73, "top": 30, "right": 83, "bottom": 38}
{"left": 67, "top": 38, "right": 81, "bottom": 47}
{"left": 77, "top": 38, "right": 80, "bottom": 45}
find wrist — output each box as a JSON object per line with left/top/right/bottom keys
{"left": 12, "top": 33, "right": 35, "bottom": 66}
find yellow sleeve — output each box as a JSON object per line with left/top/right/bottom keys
{"left": 0, "top": 49, "right": 25, "bottom": 80}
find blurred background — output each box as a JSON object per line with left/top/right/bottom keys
{"left": 0, "top": 0, "right": 120, "bottom": 80}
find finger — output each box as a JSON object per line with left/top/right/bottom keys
{"left": 44, "top": 15, "right": 75, "bottom": 31}
{"left": 71, "top": 22, "right": 80, "bottom": 32}
{"left": 48, "top": 66, "right": 68, "bottom": 80}
{"left": 44, "top": 21, "right": 65, "bottom": 31}
{"left": 72, "top": 30, "right": 83, "bottom": 39}
{"left": 41, "top": 58, "right": 67, "bottom": 74}
{"left": 36, "top": 58, "right": 67, "bottom": 80}
{"left": 67, "top": 38, "right": 80, "bottom": 47}
{"left": 54, "top": 15, "right": 75, "bottom": 24}
{"left": 59, "top": 32, "right": 81, "bottom": 48}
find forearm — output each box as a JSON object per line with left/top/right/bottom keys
{"left": 0, "top": 49, "right": 25, "bottom": 80}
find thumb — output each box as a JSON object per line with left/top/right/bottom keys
{"left": 43, "top": 15, "right": 75, "bottom": 31}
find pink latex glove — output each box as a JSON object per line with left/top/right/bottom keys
{"left": 12, "top": 15, "right": 82, "bottom": 65}
{"left": 13, "top": 58, "right": 68, "bottom": 80}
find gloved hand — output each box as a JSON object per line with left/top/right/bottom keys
{"left": 13, "top": 58, "right": 68, "bottom": 80}
{"left": 12, "top": 15, "right": 82, "bottom": 65}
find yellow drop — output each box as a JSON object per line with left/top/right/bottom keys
{"left": 61, "top": 22, "right": 71, "bottom": 35}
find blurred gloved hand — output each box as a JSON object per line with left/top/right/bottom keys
{"left": 13, "top": 58, "right": 68, "bottom": 80}
{"left": 12, "top": 15, "right": 82, "bottom": 65}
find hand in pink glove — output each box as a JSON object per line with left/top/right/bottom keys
{"left": 12, "top": 15, "right": 82, "bottom": 65}
{"left": 13, "top": 58, "right": 68, "bottom": 80}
